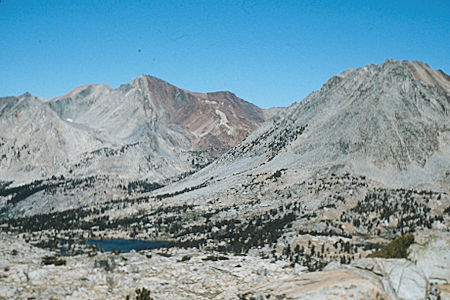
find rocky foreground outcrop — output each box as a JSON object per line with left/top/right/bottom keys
{"left": 0, "top": 229, "right": 448, "bottom": 299}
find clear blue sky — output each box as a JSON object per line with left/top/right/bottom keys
{"left": 1, "top": 0, "right": 449, "bottom": 108}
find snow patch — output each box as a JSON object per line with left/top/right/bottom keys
{"left": 215, "top": 109, "right": 233, "bottom": 136}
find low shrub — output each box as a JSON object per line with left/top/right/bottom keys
{"left": 368, "top": 234, "right": 414, "bottom": 259}
{"left": 42, "top": 255, "right": 66, "bottom": 266}
{"left": 202, "top": 255, "right": 229, "bottom": 261}
{"left": 180, "top": 255, "right": 191, "bottom": 262}
{"left": 126, "top": 288, "right": 153, "bottom": 300}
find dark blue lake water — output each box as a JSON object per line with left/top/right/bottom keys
{"left": 86, "top": 239, "right": 169, "bottom": 252}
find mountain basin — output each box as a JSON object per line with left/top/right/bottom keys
{"left": 86, "top": 239, "right": 169, "bottom": 252}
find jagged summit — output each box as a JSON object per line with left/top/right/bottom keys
{"left": 20, "top": 92, "right": 33, "bottom": 97}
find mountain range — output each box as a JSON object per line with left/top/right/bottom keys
{"left": 0, "top": 75, "right": 269, "bottom": 184}
{"left": 0, "top": 59, "right": 449, "bottom": 299}
{"left": 0, "top": 60, "right": 448, "bottom": 218}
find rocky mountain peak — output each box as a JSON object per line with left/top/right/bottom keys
{"left": 20, "top": 92, "right": 33, "bottom": 98}
{"left": 131, "top": 74, "right": 176, "bottom": 96}
{"left": 204, "top": 60, "right": 449, "bottom": 189}
{"left": 129, "top": 74, "right": 267, "bottom": 153}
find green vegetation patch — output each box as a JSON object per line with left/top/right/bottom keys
{"left": 202, "top": 255, "right": 229, "bottom": 261}
{"left": 368, "top": 234, "right": 414, "bottom": 259}
{"left": 42, "top": 255, "right": 66, "bottom": 266}
{"left": 126, "top": 288, "right": 153, "bottom": 300}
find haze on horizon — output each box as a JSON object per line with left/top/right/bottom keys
{"left": 1, "top": 0, "right": 449, "bottom": 108}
